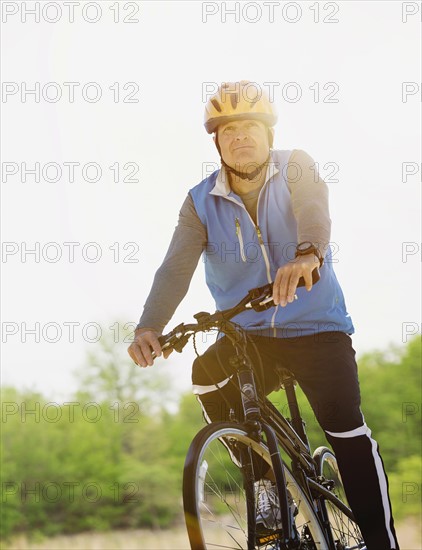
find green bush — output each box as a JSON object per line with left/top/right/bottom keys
{"left": 1, "top": 335, "right": 420, "bottom": 539}
{"left": 388, "top": 454, "right": 422, "bottom": 520}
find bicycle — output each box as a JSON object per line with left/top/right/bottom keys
{"left": 152, "top": 280, "right": 366, "bottom": 550}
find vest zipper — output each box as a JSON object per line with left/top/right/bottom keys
{"left": 223, "top": 163, "right": 279, "bottom": 334}
{"left": 233, "top": 189, "right": 277, "bottom": 333}
{"left": 255, "top": 225, "right": 272, "bottom": 284}
{"left": 255, "top": 203, "right": 279, "bottom": 337}
{"left": 235, "top": 217, "right": 247, "bottom": 262}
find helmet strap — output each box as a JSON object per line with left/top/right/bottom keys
{"left": 221, "top": 155, "right": 270, "bottom": 182}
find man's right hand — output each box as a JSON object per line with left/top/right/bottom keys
{"left": 128, "top": 327, "right": 173, "bottom": 368}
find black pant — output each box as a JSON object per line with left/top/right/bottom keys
{"left": 192, "top": 332, "right": 400, "bottom": 550}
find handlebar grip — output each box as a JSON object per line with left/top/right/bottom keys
{"left": 297, "top": 268, "right": 320, "bottom": 287}
{"left": 150, "top": 333, "right": 185, "bottom": 360}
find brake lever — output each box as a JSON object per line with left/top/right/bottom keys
{"left": 150, "top": 330, "right": 190, "bottom": 360}
{"left": 247, "top": 269, "right": 321, "bottom": 312}
{"left": 172, "top": 334, "right": 190, "bottom": 353}
{"left": 150, "top": 341, "right": 172, "bottom": 361}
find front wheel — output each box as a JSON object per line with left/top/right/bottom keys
{"left": 183, "top": 422, "right": 327, "bottom": 549}
{"left": 313, "top": 446, "right": 366, "bottom": 549}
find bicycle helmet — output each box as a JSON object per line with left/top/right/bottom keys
{"left": 204, "top": 81, "right": 277, "bottom": 134}
{"left": 204, "top": 82, "right": 277, "bottom": 180}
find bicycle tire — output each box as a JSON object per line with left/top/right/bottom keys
{"left": 313, "top": 446, "right": 366, "bottom": 550}
{"left": 183, "top": 422, "right": 327, "bottom": 549}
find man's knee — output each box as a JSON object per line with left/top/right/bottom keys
{"left": 312, "top": 400, "right": 363, "bottom": 433}
{"left": 196, "top": 392, "right": 243, "bottom": 423}
{"left": 192, "top": 354, "right": 208, "bottom": 381}
{"left": 198, "top": 393, "right": 221, "bottom": 422}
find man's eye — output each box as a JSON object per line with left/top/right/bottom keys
{"left": 224, "top": 126, "right": 234, "bottom": 133}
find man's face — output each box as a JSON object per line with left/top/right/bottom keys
{"left": 216, "top": 119, "right": 271, "bottom": 172}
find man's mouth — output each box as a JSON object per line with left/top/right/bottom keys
{"left": 233, "top": 145, "right": 254, "bottom": 151}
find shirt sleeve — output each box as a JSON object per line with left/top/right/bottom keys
{"left": 137, "top": 193, "right": 207, "bottom": 333}
{"left": 286, "top": 149, "right": 331, "bottom": 258}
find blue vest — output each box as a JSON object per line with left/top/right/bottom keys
{"left": 189, "top": 149, "right": 354, "bottom": 338}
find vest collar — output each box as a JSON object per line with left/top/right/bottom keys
{"left": 209, "top": 152, "right": 280, "bottom": 198}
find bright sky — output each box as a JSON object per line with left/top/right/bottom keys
{"left": 1, "top": 1, "right": 421, "bottom": 400}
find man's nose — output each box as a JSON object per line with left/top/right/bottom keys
{"left": 234, "top": 130, "right": 249, "bottom": 140}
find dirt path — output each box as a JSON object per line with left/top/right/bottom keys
{"left": 4, "top": 518, "right": 421, "bottom": 549}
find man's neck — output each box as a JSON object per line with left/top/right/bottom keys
{"left": 229, "top": 167, "right": 267, "bottom": 195}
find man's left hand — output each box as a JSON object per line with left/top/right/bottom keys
{"left": 273, "top": 255, "right": 320, "bottom": 307}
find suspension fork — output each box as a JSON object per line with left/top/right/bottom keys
{"left": 262, "top": 423, "right": 300, "bottom": 549}
{"left": 238, "top": 445, "right": 257, "bottom": 550}
{"left": 234, "top": 366, "right": 298, "bottom": 547}
{"left": 227, "top": 330, "right": 301, "bottom": 547}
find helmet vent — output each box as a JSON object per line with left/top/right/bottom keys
{"left": 204, "top": 81, "right": 277, "bottom": 134}
{"left": 211, "top": 99, "right": 222, "bottom": 113}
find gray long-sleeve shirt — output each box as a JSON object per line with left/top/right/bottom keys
{"left": 138, "top": 149, "right": 331, "bottom": 333}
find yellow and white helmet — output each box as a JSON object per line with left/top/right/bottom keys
{"left": 204, "top": 80, "right": 277, "bottom": 134}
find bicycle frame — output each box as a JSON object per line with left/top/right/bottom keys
{"left": 228, "top": 338, "right": 330, "bottom": 548}
{"left": 193, "top": 320, "right": 337, "bottom": 548}
{"left": 156, "top": 282, "right": 358, "bottom": 549}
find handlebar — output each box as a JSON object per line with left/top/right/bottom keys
{"left": 152, "top": 269, "right": 320, "bottom": 359}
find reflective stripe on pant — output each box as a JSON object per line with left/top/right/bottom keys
{"left": 191, "top": 331, "right": 400, "bottom": 550}
{"left": 325, "top": 422, "right": 398, "bottom": 550}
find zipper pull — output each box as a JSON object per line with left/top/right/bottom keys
{"left": 235, "top": 217, "right": 247, "bottom": 263}
{"left": 256, "top": 225, "right": 264, "bottom": 245}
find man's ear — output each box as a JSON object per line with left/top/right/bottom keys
{"left": 268, "top": 127, "right": 275, "bottom": 149}
{"left": 213, "top": 131, "right": 223, "bottom": 159}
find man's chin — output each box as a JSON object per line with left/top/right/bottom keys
{"left": 226, "top": 151, "right": 260, "bottom": 165}
{"left": 227, "top": 158, "right": 262, "bottom": 172}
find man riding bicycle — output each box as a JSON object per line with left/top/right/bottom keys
{"left": 128, "top": 81, "right": 399, "bottom": 550}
